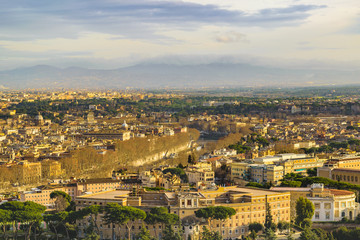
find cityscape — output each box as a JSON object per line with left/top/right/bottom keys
{"left": 0, "top": 89, "right": 359, "bottom": 239}
{"left": 2, "top": 0, "right": 360, "bottom": 240}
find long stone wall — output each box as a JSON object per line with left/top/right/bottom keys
{"left": 131, "top": 142, "right": 190, "bottom": 166}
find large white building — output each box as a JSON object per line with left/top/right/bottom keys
{"left": 272, "top": 183, "right": 359, "bottom": 222}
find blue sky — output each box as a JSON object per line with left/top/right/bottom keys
{"left": 0, "top": 0, "right": 359, "bottom": 70}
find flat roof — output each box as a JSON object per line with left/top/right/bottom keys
{"left": 76, "top": 190, "right": 130, "bottom": 200}
{"left": 271, "top": 187, "right": 311, "bottom": 192}
{"left": 77, "top": 178, "right": 122, "bottom": 184}
{"left": 201, "top": 186, "right": 289, "bottom": 197}
{"left": 333, "top": 168, "right": 360, "bottom": 173}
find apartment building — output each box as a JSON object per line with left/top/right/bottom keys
{"left": 318, "top": 157, "right": 360, "bottom": 184}
{"left": 20, "top": 178, "right": 134, "bottom": 208}
{"left": 20, "top": 184, "right": 77, "bottom": 208}
{"left": 75, "top": 186, "right": 291, "bottom": 240}
{"left": 185, "top": 166, "right": 215, "bottom": 188}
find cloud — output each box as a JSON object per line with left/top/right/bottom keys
{"left": 215, "top": 32, "right": 247, "bottom": 43}
{"left": 0, "top": 1, "right": 327, "bottom": 41}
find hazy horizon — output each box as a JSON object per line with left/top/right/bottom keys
{"left": 1, "top": 0, "right": 360, "bottom": 74}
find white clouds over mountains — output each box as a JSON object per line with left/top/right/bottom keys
{"left": 0, "top": 0, "right": 359, "bottom": 75}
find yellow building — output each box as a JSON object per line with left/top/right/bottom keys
{"left": 317, "top": 157, "right": 360, "bottom": 184}
{"left": 13, "top": 161, "right": 42, "bottom": 185}
{"left": 41, "top": 159, "right": 62, "bottom": 179}
{"left": 265, "top": 165, "right": 284, "bottom": 185}
{"left": 75, "top": 187, "right": 291, "bottom": 240}
{"left": 230, "top": 162, "right": 250, "bottom": 180}
{"left": 323, "top": 157, "right": 360, "bottom": 169}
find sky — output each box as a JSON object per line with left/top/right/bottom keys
{"left": 1, "top": 0, "right": 360, "bottom": 71}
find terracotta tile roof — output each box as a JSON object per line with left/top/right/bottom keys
{"left": 329, "top": 189, "right": 355, "bottom": 196}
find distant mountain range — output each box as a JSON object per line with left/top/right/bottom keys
{"left": 0, "top": 63, "right": 359, "bottom": 89}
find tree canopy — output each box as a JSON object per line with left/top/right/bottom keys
{"left": 296, "top": 197, "right": 315, "bottom": 227}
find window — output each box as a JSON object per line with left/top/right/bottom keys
{"left": 341, "top": 202, "right": 346, "bottom": 208}
{"left": 342, "top": 212, "right": 346, "bottom": 217}
{"left": 326, "top": 212, "right": 330, "bottom": 220}
{"left": 314, "top": 203, "right": 320, "bottom": 209}
{"left": 315, "top": 212, "right": 319, "bottom": 219}
{"left": 324, "top": 203, "right": 331, "bottom": 209}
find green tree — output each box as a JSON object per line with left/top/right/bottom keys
{"left": 145, "top": 207, "right": 179, "bottom": 238}
{"left": 162, "top": 224, "right": 182, "bottom": 240}
{"left": 0, "top": 201, "right": 46, "bottom": 240}
{"left": 306, "top": 168, "right": 317, "bottom": 177}
{"left": 280, "top": 181, "right": 302, "bottom": 187}
{"left": 277, "top": 221, "right": 290, "bottom": 234}
{"left": 265, "top": 228, "right": 277, "bottom": 240}
{"left": 80, "top": 205, "right": 103, "bottom": 236}
{"left": 249, "top": 222, "right": 263, "bottom": 233}
{"left": 0, "top": 209, "right": 11, "bottom": 239}
{"left": 50, "top": 191, "right": 72, "bottom": 212}
{"left": 44, "top": 211, "right": 70, "bottom": 240}
{"left": 195, "top": 206, "right": 236, "bottom": 230}
{"left": 103, "top": 203, "right": 146, "bottom": 240}
{"left": 200, "top": 226, "right": 222, "bottom": 240}
{"left": 248, "top": 230, "right": 257, "bottom": 240}
{"left": 136, "top": 225, "right": 156, "bottom": 240}
{"left": 265, "top": 203, "right": 275, "bottom": 231}
{"left": 188, "top": 153, "right": 197, "bottom": 165}
{"left": 296, "top": 197, "right": 314, "bottom": 227}
{"left": 300, "top": 227, "right": 319, "bottom": 240}
{"left": 312, "top": 228, "right": 330, "bottom": 240}
{"left": 163, "top": 168, "right": 188, "bottom": 182}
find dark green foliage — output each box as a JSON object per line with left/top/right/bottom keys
{"left": 103, "top": 203, "right": 146, "bottom": 225}
{"left": 0, "top": 201, "right": 46, "bottom": 240}
{"left": 277, "top": 221, "right": 290, "bottom": 233}
{"left": 302, "top": 218, "right": 312, "bottom": 228}
{"left": 144, "top": 187, "right": 168, "bottom": 191}
{"left": 249, "top": 222, "right": 263, "bottom": 233}
{"left": 283, "top": 173, "right": 303, "bottom": 181}
{"left": 281, "top": 174, "right": 360, "bottom": 194}
{"left": 50, "top": 190, "right": 73, "bottom": 212}
{"left": 50, "top": 191, "right": 72, "bottom": 203}
{"left": 295, "top": 197, "right": 314, "bottom": 227}
{"left": 188, "top": 153, "right": 197, "bottom": 164}
{"left": 162, "top": 225, "right": 182, "bottom": 240}
{"left": 312, "top": 228, "right": 330, "bottom": 240}
{"left": 195, "top": 206, "right": 236, "bottom": 222}
{"left": 265, "top": 228, "right": 277, "bottom": 240}
{"left": 200, "top": 226, "right": 222, "bottom": 240}
{"left": 248, "top": 230, "right": 257, "bottom": 240}
{"left": 145, "top": 207, "right": 179, "bottom": 226}
{"left": 306, "top": 168, "right": 317, "bottom": 177}
{"left": 300, "top": 227, "right": 319, "bottom": 240}
{"left": 280, "top": 180, "right": 302, "bottom": 187}
{"left": 103, "top": 203, "right": 146, "bottom": 240}
{"left": 330, "top": 226, "right": 360, "bottom": 240}
{"left": 246, "top": 182, "right": 266, "bottom": 188}
{"left": 163, "top": 168, "right": 188, "bottom": 182}
{"left": 228, "top": 143, "right": 251, "bottom": 154}
{"left": 265, "top": 203, "right": 275, "bottom": 231}
{"left": 136, "top": 225, "right": 156, "bottom": 240}
{"left": 246, "top": 182, "right": 273, "bottom": 189}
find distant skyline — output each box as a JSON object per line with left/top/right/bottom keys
{"left": 1, "top": 0, "right": 360, "bottom": 71}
